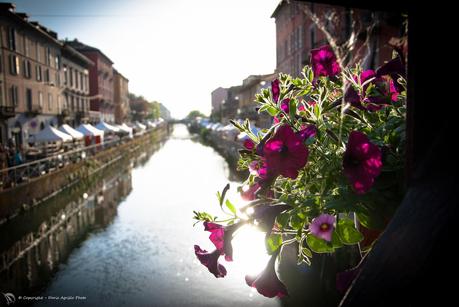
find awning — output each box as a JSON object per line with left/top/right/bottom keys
{"left": 59, "top": 124, "right": 84, "bottom": 140}
{"left": 76, "top": 124, "right": 105, "bottom": 137}
{"left": 95, "top": 121, "right": 120, "bottom": 133}
{"left": 30, "top": 125, "right": 73, "bottom": 143}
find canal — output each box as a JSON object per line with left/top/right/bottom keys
{"left": 1, "top": 124, "right": 279, "bottom": 307}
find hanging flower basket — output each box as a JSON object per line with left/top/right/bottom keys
{"left": 193, "top": 44, "right": 406, "bottom": 300}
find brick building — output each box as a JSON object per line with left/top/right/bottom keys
{"left": 238, "top": 73, "right": 276, "bottom": 128}
{"left": 210, "top": 87, "right": 228, "bottom": 122}
{"left": 271, "top": 0, "right": 402, "bottom": 76}
{"left": 61, "top": 42, "right": 93, "bottom": 126}
{"left": 67, "top": 39, "right": 115, "bottom": 124}
{"left": 0, "top": 3, "right": 63, "bottom": 146}
{"left": 113, "top": 69, "right": 129, "bottom": 124}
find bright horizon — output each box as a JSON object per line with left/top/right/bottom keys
{"left": 12, "top": 0, "right": 279, "bottom": 119}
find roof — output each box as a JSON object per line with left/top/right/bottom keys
{"left": 271, "top": 0, "right": 286, "bottom": 18}
{"left": 113, "top": 69, "right": 129, "bottom": 81}
{"left": 67, "top": 39, "right": 114, "bottom": 65}
{"left": 61, "top": 43, "right": 94, "bottom": 67}
{"left": 0, "top": 3, "right": 62, "bottom": 47}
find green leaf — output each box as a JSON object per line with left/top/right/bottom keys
{"left": 331, "top": 230, "right": 343, "bottom": 248}
{"left": 225, "top": 199, "right": 237, "bottom": 215}
{"left": 302, "top": 246, "right": 313, "bottom": 258}
{"left": 306, "top": 234, "right": 334, "bottom": 253}
{"left": 276, "top": 212, "right": 290, "bottom": 229}
{"left": 266, "top": 234, "right": 283, "bottom": 254}
{"left": 266, "top": 106, "right": 279, "bottom": 116}
{"left": 336, "top": 218, "right": 363, "bottom": 245}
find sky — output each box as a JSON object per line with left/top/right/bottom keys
{"left": 12, "top": 0, "right": 280, "bottom": 119}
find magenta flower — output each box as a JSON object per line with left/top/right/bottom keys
{"left": 309, "top": 214, "right": 336, "bottom": 242}
{"left": 343, "top": 131, "right": 382, "bottom": 194}
{"left": 263, "top": 125, "right": 309, "bottom": 179}
{"left": 241, "top": 183, "right": 261, "bottom": 201}
{"left": 311, "top": 45, "right": 341, "bottom": 77}
{"left": 204, "top": 222, "right": 238, "bottom": 261}
{"left": 376, "top": 56, "right": 405, "bottom": 93}
{"left": 345, "top": 70, "right": 397, "bottom": 111}
{"left": 245, "top": 253, "right": 288, "bottom": 298}
{"left": 271, "top": 79, "right": 280, "bottom": 102}
{"left": 194, "top": 245, "right": 227, "bottom": 278}
{"left": 296, "top": 124, "right": 317, "bottom": 142}
{"left": 273, "top": 98, "right": 290, "bottom": 123}
{"left": 243, "top": 139, "right": 255, "bottom": 150}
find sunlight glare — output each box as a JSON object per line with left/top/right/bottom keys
{"left": 231, "top": 225, "right": 270, "bottom": 276}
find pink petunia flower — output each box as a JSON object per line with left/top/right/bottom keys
{"left": 343, "top": 131, "right": 382, "bottom": 194}
{"left": 271, "top": 79, "right": 280, "bottom": 102}
{"left": 311, "top": 45, "right": 341, "bottom": 77}
{"left": 194, "top": 245, "right": 227, "bottom": 278}
{"left": 204, "top": 222, "right": 239, "bottom": 261}
{"left": 243, "top": 139, "right": 255, "bottom": 150}
{"left": 245, "top": 253, "right": 288, "bottom": 298}
{"left": 263, "top": 125, "right": 309, "bottom": 179}
{"left": 345, "top": 70, "right": 397, "bottom": 111}
{"left": 309, "top": 213, "right": 336, "bottom": 242}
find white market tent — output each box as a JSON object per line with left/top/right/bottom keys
{"left": 59, "top": 124, "right": 84, "bottom": 140}
{"left": 117, "top": 123, "right": 133, "bottom": 138}
{"left": 135, "top": 122, "right": 147, "bottom": 130}
{"left": 31, "top": 125, "right": 72, "bottom": 143}
{"left": 96, "top": 121, "right": 120, "bottom": 133}
{"left": 76, "top": 124, "right": 104, "bottom": 137}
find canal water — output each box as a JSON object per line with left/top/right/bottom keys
{"left": 0, "top": 124, "right": 279, "bottom": 307}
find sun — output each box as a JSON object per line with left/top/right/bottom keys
{"left": 230, "top": 225, "right": 271, "bottom": 276}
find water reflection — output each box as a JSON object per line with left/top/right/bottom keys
{"left": 0, "top": 125, "right": 278, "bottom": 307}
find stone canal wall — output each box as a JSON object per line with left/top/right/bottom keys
{"left": 0, "top": 125, "right": 169, "bottom": 223}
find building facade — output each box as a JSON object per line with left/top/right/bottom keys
{"left": 210, "top": 87, "right": 228, "bottom": 122}
{"left": 238, "top": 73, "right": 275, "bottom": 128}
{"left": 68, "top": 39, "right": 115, "bottom": 124}
{"left": 61, "top": 42, "right": 93, "bottom": 126}
{"left": 0, "top": 3, "right": 63, "bottom": 147}
{"left": 272, "top": 1, "right": 402, "bottom": 76}
{"left": 113, "top": 69, "right": 129, "bottom": 124}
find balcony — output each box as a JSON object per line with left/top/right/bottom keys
{"left": 0, "top": 105, "right": 16, "bottom": 118}
{"left": 26, "top": 105, "right": 43, "bottom": 117}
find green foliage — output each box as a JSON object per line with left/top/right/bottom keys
{"left": 194, "top": 61, "right": 406, "bottom": 267}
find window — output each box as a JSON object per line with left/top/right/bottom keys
{"left": 10, "top": 86, "right": 19, "bottom": 107}
{"left": 69, "top": 68, "right": 73, "bottom": 87}
{"left": 55, "top": 55, "right": 60, "bottom": 69}
{"left": 8, "top": 27, "right": 16, "bottom": 50}
{"left": 26, "top": 88, "right": 32, "bottom": 111}
{"left": 9, "top": 55, "right": 20, "bottom": 75}
{"left": 36, "top": 42, "right": 41, "bottom": 62}
{"left": 24, "top": 37, "right": 29, "bottom": 56}
{"left": 57, "top": 95, "right": 61, "bottom": 113}
{"left": 75, "top": 70, "right": 79, "bottom": 89}
{"left": 36, "top": 65, "right": 42, "bottom": 81}
{"left": 48, "top": 93, "right": 53, "bottom": 110}
{"left": 44, "top": 69, "right": 50, "bottom": 83}
{"left": 46, "top": 47, "right": 51, "bottom": 66}
{"left": 80, "top": 73, "right": 84, "bottom": 91}
{"left": 38, "top": 91, "right": 43, "bottom": 108}
{"left": 55, "top": 72, "right": 60, "bottom": 87}
{"left": 63, "top": 65, "right": 68, "bottom": 85}
{"left": 23, "top": 60, "right": 32, "bottom": 78}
